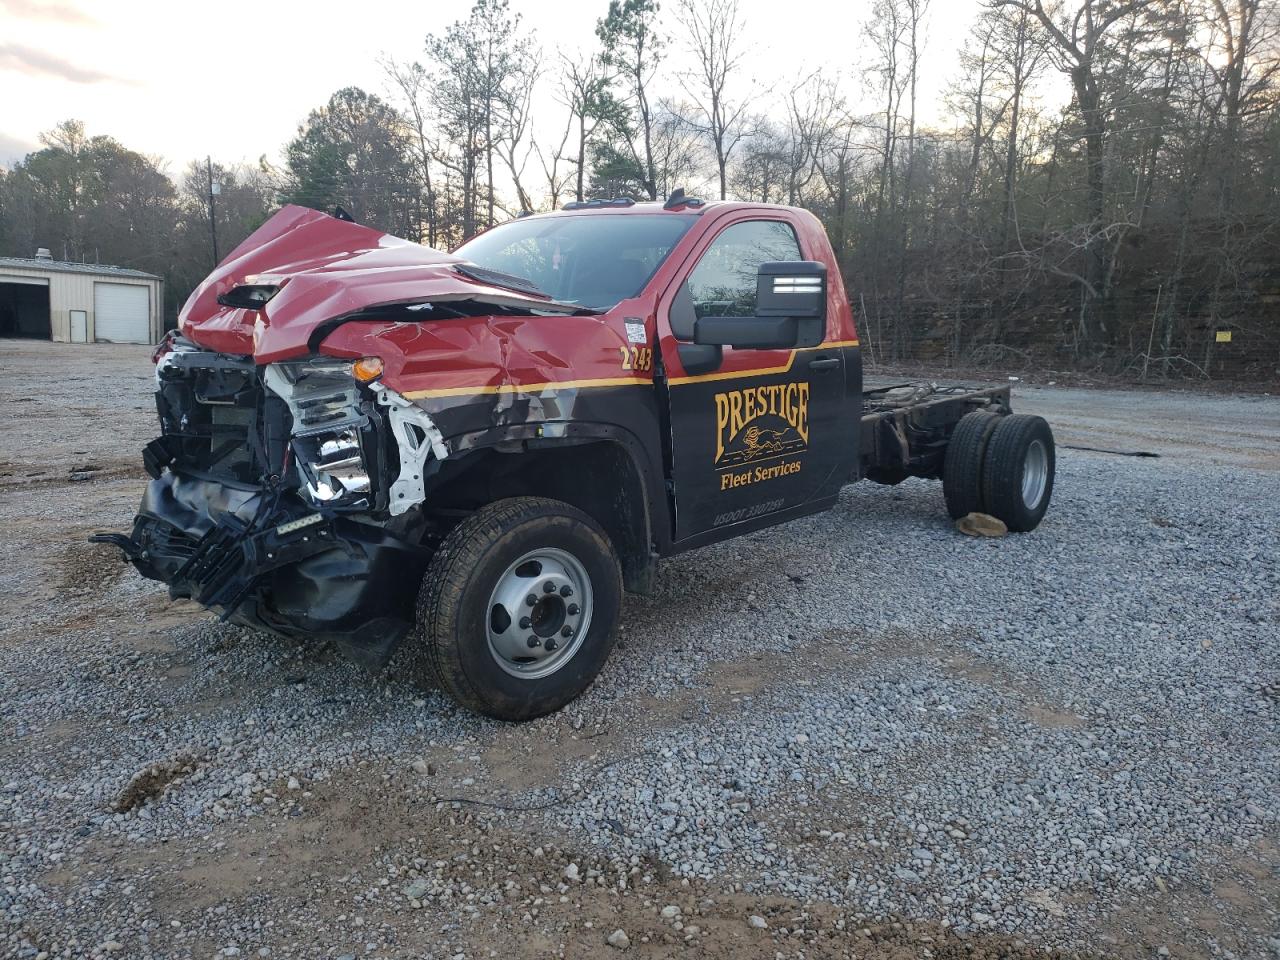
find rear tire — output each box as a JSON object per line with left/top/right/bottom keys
{"left": 412, "top": 497, "right": 622, "bottom": 721}
{"left": 942, "top": 410, "right": 999, "bottom": 519}
{"left": 981, "top": 414, "right": 1055, "bottom": 532}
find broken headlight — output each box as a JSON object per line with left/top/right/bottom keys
{"left": 295, "top": 429, "right": 372, "bottom": 504}
{"left": 217, "top": 284, "right": 279, "bottom": 310}
{"left": 262, "top": 362, "right": 374, "bottom": 508}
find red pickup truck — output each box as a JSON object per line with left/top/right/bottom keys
{"left": 96, "top": 196, "right": 1054, "bottom": 721}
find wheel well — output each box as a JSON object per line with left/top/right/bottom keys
{"left": 419, "top": 440, "right": 656, "bottom": 595}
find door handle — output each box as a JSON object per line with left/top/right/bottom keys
{"left": 808, "top": 357, "right": 840, "bottom": 371}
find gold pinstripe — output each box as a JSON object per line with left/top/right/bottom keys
{"left": 402, "top": 376, "right": 645, "bottom": 400}
{"left": 666, "top": 340, "right": 860, "bottom": 385}
{"left": 399, "top": 339, "right": 860, "bottom": 399}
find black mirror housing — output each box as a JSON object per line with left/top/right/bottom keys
{"left": 694, "top": 315, "right": 799, "bottom": 350}
{"left": 687, "top": 261, "right": 828, "bottom": 351}
{"left": 757, "top": 260, "right": 826, "bottom": 320}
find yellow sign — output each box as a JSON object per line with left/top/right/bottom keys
{"left": 714, "top": 383, "right": 809, "bottom": 467}
{"left": 1215, "top": 330, "right": 1232, "bottom": 343}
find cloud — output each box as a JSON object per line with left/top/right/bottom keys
{"left": 0, "top": 0, "right": 98, "bottom": 26}
{"left": 0, "top": 130, "right": 39, "bottom": 167}
{"left": 0, "top": 43, "right": 121, "bottom": 84}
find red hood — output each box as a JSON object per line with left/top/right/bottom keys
{"left": 179, "top": 205, "right": 564, "bottom": 363}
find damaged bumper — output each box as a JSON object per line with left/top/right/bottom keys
{"left": 95, "top": 472, "right": 428, "bottom": 667}
{"left": 94, "top": 341, "right": 444, "bottom": 667}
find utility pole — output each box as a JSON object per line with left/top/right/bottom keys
{"left": 206, "top": 156, "right": 220, "bottom": 267}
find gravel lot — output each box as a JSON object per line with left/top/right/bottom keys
{"left": 1, "top": 339, "right": 1277, "bottom": 960}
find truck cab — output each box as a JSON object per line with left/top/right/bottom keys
{"left": 97, "top": 198, "right": 1054, "bottom": 721}
{"left": 438, "top": 197, "right": 864, "bottom": 546}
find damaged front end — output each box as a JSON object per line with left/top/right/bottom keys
{"left": 95, "top": 338, "right": 444, "bottom": 668}
{"left": 94, "top": 204, "right": 594, "bottom": 666}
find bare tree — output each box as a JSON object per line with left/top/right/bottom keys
{"left": 422, "top": 0, "right": 531, "bottom": 240}
{"left": 424, "top": 15, "right": 486, "bottom": 241}
{"left": 598, "top": 0, "right": 665, "bottom": 199}
{"left": 676, "top": 0, "right": 752, "bottom": 199}
{"left": 382, "top": 56, "right": 440, "bottom": 246}
{"left": 992, "top": 5, "right": 1048, "bottom": 254}
{"left": 902, "top": 0, "right": 932, "bottom": 213}
{"left": 651, "top": 101, "right": 711, "bottom": 197}
{"left": 535, "top": 112, "right": 577, "bottom": 210}
{"left": 864, "top": 0, "right": 932, "bottom": 355}
{"left": 493, "top": 46, "right": 541, "bottom": 214}
{"left": 1206, "top": 0, "right": 1280, "bottom": 212}
{"left": 993, "top": 0, "right": 1155, "bottom": 348}
{"left": 782, "top": 70, "right": 843, "bottom": 205}
{"left": 731, "top": 119, "right": 789, "bottom": 202}
{"left": 1199, "top": 0, "right": 1280, "bottom": 366}
{"left": 867, "top": 0, "right": 908, "bottom": 222}
{"left": 559, "top": 52, "right": 622, "bottom": 203}
{"left": 812, "top": 109, "right": 867, "bottom": 272}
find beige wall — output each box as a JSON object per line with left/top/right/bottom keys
{"left": 0, "top": 266, "right": 163, "bottom": 343}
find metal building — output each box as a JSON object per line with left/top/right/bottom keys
{"left": 0, "top": 248, "right": 164, "bottom": 345}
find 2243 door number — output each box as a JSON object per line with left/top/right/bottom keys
{"left": 618, "top": 347, "right": 653, "bottom": 372}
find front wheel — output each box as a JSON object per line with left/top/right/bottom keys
{"left": 412, "top": 497, "right": 622, "bottom": 721}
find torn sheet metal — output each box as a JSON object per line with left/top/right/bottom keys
{"left": 370, "top": 382, "right": 449, "bottom": 516}
{"left": 314, "top": 310, "right": 649, "bottom": 409}
{"left": 179, "top": 205, "right": 580, "bottom": 363}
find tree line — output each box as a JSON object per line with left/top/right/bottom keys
{"left": 1, "top": 0, "right": 1277, "bottom": 379}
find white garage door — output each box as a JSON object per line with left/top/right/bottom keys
{"left": 94, "top": 282, "right": 150, "bottom": 343}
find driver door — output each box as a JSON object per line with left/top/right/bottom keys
{"left": 658, "top": 217, "right": 847, "bottom": 543}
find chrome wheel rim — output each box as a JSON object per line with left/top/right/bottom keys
{"left": 1022, "top": 439, "right": 1048, "bottom": 509}
{"left": 485, "top": 548, "right": 593, "bottom": 680}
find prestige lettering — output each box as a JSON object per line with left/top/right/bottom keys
{"left": 714, "top": 383, "right": 810, "bottom": 464}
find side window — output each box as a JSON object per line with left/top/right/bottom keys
{"left": 686, "top": 220, "right": 802, "bottom": 320}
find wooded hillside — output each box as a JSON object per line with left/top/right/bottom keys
{"left": 2, "top": 0, "right": 1276, "bottom": 380}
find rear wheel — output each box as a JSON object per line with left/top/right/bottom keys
{"left": 981, "top": 414, "right": 1055, "bottom": 532}
{"left": 942, "top": 410, "right": 999, "bottom": 519}
{"left": 412, "top": 497, "right": 622, "bottom": 721}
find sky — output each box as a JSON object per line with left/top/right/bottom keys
{"left": 0, "top": 0, "right": 991, "bottom": 174}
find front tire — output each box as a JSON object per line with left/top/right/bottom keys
{"left": 412, "top": 497, "right": 622, "bottom": 721}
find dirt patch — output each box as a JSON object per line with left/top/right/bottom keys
{"left": 0, "top": 457, "right": 143, "bottom": 490}
{"left": 57, "top": 538, "right": 129, "bottom": 595}
{"left": 61, "top": 770, "right": 1101, "bottom": 960}
{"left": 1026, "top": 704, "right": 1087, "bottom": 728}
{"left": 1099, "top": 837, "right": 1280, "bottom": 959}
{"left": 114, "top": 751, "right": 204, "bottom": 813}
{"left": 472, "top": 629, "right": 1087, "bottom": 814}
{"left": 940, "top": 646, "right": 1087, "bottom": 730}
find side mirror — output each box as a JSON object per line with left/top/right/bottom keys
{"left": 756, "top": 261, "right": 827, "bottom": 323}
{"left": 692, "top": 260, "right": 827, "bottom": 350}
{"left": 695, "top": 314, "right": 799, "bottom": 349}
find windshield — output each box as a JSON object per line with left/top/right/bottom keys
{"left": 455, "top": 213, "right": 696, "bottom": 310}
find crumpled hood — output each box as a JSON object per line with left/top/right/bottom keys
{"left": 179, "top": 205, "right": 564, "bottom": 363}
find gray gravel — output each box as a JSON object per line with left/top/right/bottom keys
{"left": 0, "top": 341, "right": 1277, "bottom": 959}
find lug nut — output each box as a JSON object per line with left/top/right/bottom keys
{"left": 519, "top": 616, "right": 532, "bottom": 629}
{"left": 545, "top": 638, "right": 558, "bottom": 652}
{"left": 560, "top": 626, "right": 573, "bottom": 638}
{"left": 526, "top": 594, "right": 538, "bottom": 607}
{"left": 543, "top": 580, "right": 557, "bottom": 594}
{"left": 526, "top": 636, "right": 541, "bottom": 648}
{"left": 567, "top": 603, "right": 580, "bottom": 616}
{"left": 560, "top": 585, "right": 573, "bottom": 598}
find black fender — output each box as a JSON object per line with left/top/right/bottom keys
{"left": 421, "top": 419, "right": 668, "bottom": 595}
